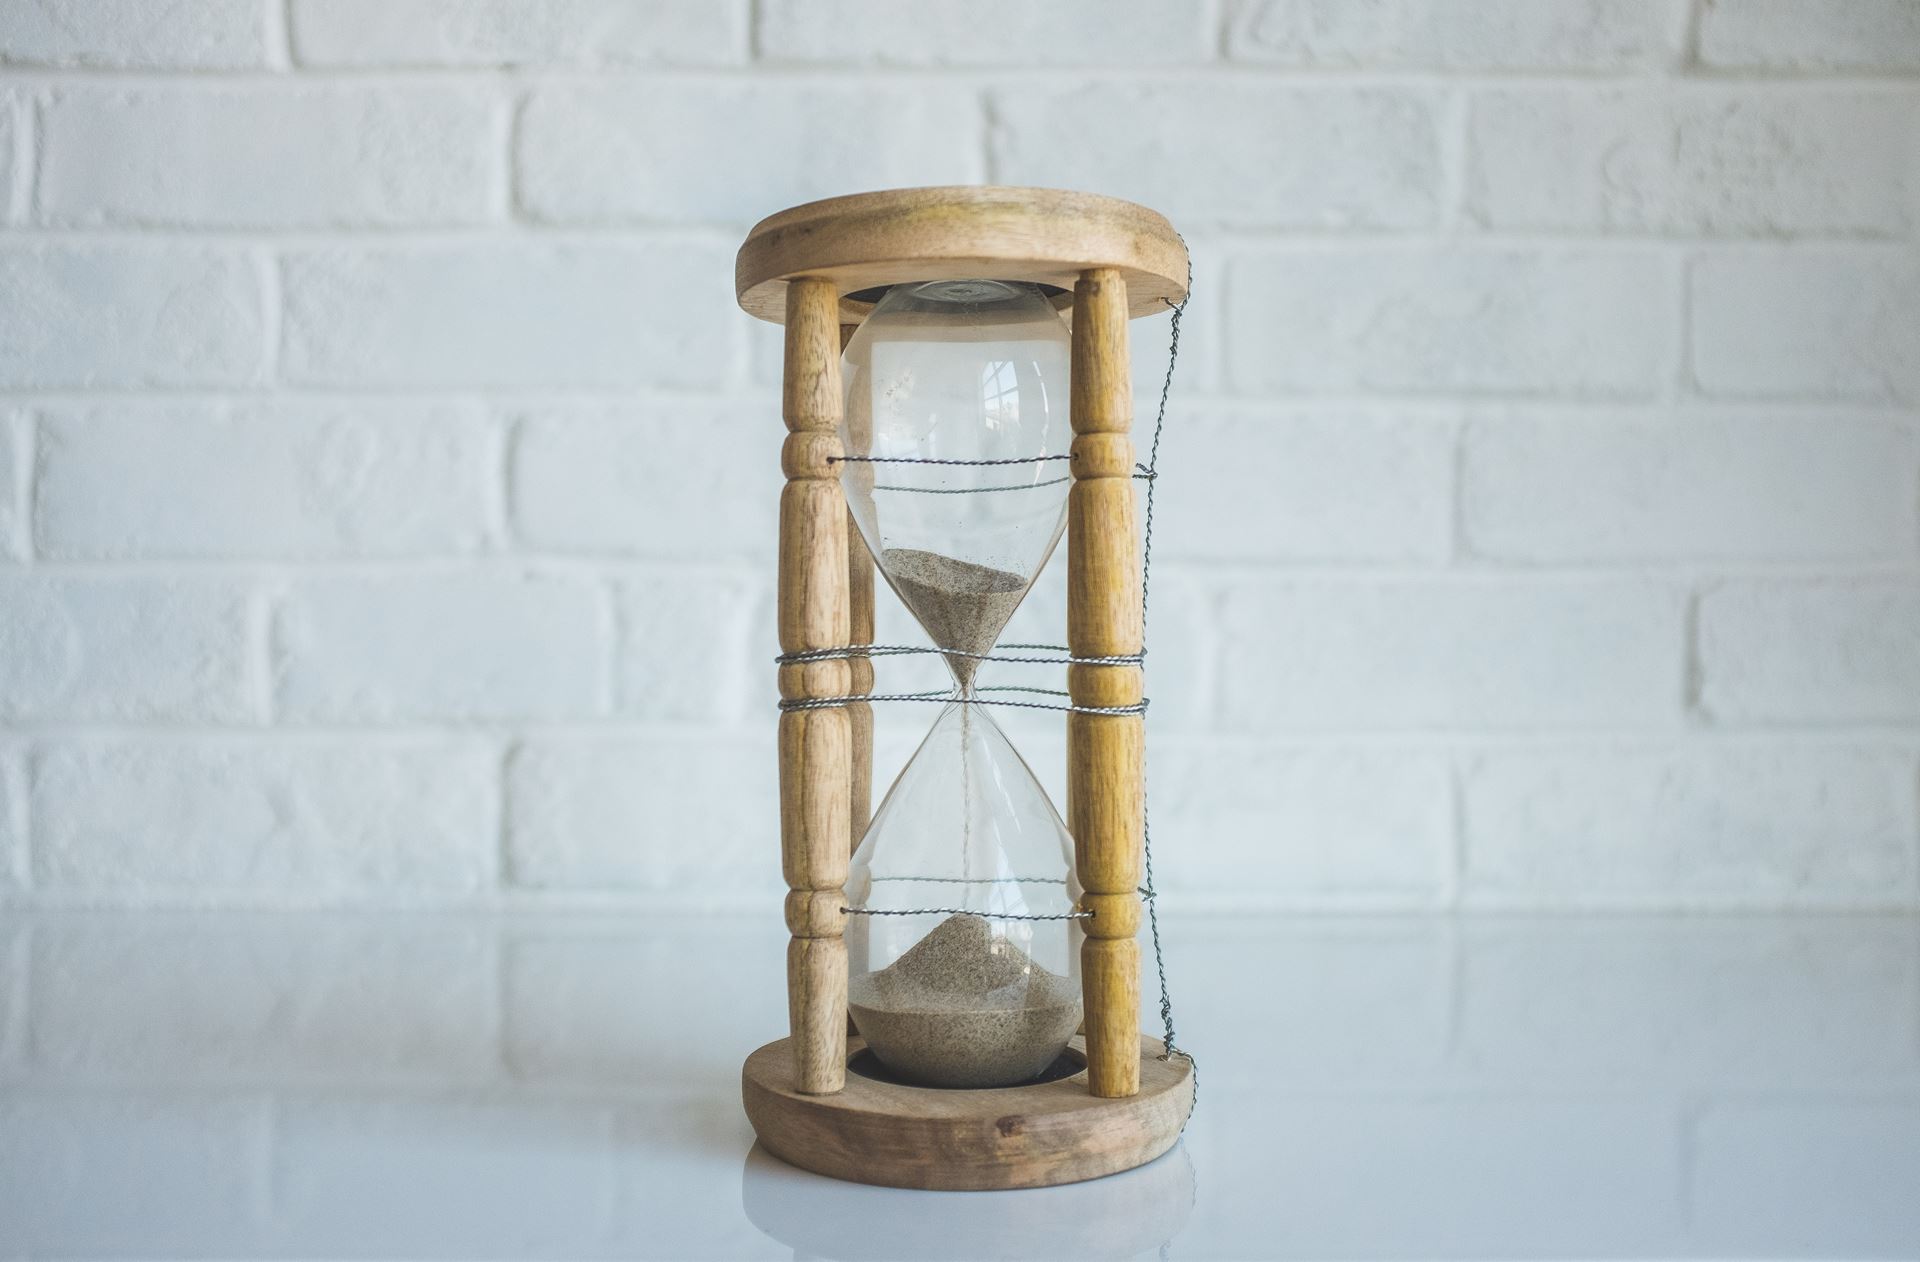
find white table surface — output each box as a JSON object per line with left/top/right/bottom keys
{"left": 1, "top": 909, "right": 1916, "bottom": 1260}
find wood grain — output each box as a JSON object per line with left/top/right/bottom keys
{"left": 777, "top": 276, "right": 851, "bottom": 1095}
{"left": 1068, "top": 267, "right": 1144, "bottom": 1099}
{"left": 743, "top": 1034, "right": 1192, "bottom": 1190}
{"left": 738, "top": 186, "right": 1189, "bottom": 325}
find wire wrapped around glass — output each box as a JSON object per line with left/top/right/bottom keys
{"left": 838, "top": 280, "right": 1085, "bottom": 1088}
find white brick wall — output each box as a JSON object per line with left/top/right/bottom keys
{"left": 1466, "top": 89, "right": 1914, "bottom": 237}
{"left": 39, "top": 86, "right": 502, "bottom": 229}
{"left": 287, "top": 0, "right": 744, "bottom": 69}
{"left": 1227, "top": 0, "right": 1689, "bottom": 69}
{"left": 1697, "top": 0, "right": 1920, "bottom": 72}
{"left": 0, "top": 1, "right": 1914, "bottom": 912}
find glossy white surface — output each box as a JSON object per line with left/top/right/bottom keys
{"left": 1, "top": 911, "right": 1917, "bottom": 1259}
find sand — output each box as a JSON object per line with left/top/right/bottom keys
{"left": 881, "top": 548, "right": 1026, "bottom": 691}
{"left": 848, "top": 912, "right": 1082, "bottom": 1089}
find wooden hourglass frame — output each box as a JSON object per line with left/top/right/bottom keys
{"left": 735, "top": 187, "right": 1194, "bottom": 1191}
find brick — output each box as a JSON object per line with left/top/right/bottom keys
{"left": 272, "top": 1098, "right": 610, "bottom": 1255}
{"left": 1459, "top": 918, "right": 1920, "bottom": 1080}
{"left": 281, "top": 244, "right": 732, "bottom": 389}
{"left": 37, "top": 402, "right": 491, "bottom": 560}
{"left": 31, "top": 739, "right": 496, "bottom": 898}
{"left": 275, "top": 573, "right": 607, "bottom": 721}
{"left": 519, "top": 83, "right": 980, "bottom": 224}
{"left": 506, "top": 734, "right": 780, "bottom": 896}
{"left": 0, "top": 0, "right": 267, "bottom": 68}
{"left": 0, "top": 247, "right": 264, "bottom": 388}
{"left": 32, "top": 919, "right": 497, "bottom": 1082}
{"left": 1698, "top": 580, "right": 1920, "bottom": 723}
{"left": 1691, "top": 251, "right": 1920, "bottom": 403}
{"left": 0, "top": 1094, "right": 266, "bottom": 1254}
{"left": 0, "top": 576, "right": 252, "bottom": 722}
{"left": 1462, "top": 409, "right": 1918, "bottom": 562}
{"left": 510, "top": 404, "right": 780, "bottom": 557}
{"left": 1699, "top": 0, "right": 1920, "bottom": 71}
{"left": 39, "top": 86, "right": 499, "bottom": 229}
{"left": 1218, "top": 578, "right": 1685, "bottom": 729}
{"left": 992, "top": 84, "right": 1442, "bottom": 230}
{"left": 506, "top": 923, "right": 786, "bottom": 1091}
{"left": 1228, "top": 0, "right": 1684, "bottom": 68}
{"left": 1468, "top": 89, "right": 1915, "bottom": 237}
{"left": 1463, "top": 745, "right": 1916, "bottom": 906}
{"left": 291, "top": 0, "right": 741, "bottom": 67}
{"left": 1152, "top": 744, "right": 1451, "bottom": 903}
{"left": 1228, "top": 249, "right": 1673, "bottom": 397}
{"left": 0, "top": 410, "right": 23, "bottom": 561}
{"left": 612, "top": 570, "right": 763, "bottom": 723}
{"left": 1155, "top": 405, "right": 1454, "bottom": 561}
{"left": 1693, "top": 1101, "right": 1920, "bottom": 1255}
{"left": 760, "top": 0, "right": 1208, "bottom": 64}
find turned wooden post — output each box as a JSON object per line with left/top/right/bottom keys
{"left": 1067, "top": 267, "right": 1143, "bottom": 1099}
{"left": 778, "top": 276, "right": 852, "bottom": 1095}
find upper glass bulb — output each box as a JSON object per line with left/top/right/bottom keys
{"left": 839, "top": 280, "right": 1072, "bottom": 691}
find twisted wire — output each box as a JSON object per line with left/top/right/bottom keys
{"left": 845, "top": 881, "right": 1157, "bottom": 923}
{"left": 1138, "top": 241, "right": 1197, "bottom": 1107}
{"left": 844, "top": 906, "right": 1092, "bottom": 921}
{"left": 779, "top": 643, "right": 1143, "bottom": 668}
{"left": 777, "top": 688, "right": 1148, "bottom": 717}
{"left": 832, "top": 453, "right": 1072, "bottom": 467}
{"left": 869, "top": 874, "right": 1067, "bottom": 885}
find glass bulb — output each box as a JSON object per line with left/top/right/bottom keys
{"left": 840, "top": 279, "right": 1072, "bottom": 693}
{"left": 839, "top": 279, "right": 1083, "bottom": 1089}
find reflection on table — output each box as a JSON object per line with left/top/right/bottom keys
{"left": 0, "top": 910, "right": 1915, "bottom": 1258}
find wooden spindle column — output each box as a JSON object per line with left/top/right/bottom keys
{"left": 1067, "top": 267, "right": 1144, "bottom": 1099}
{"left": 778, "top": 276, "right": 852, "bottom": 1095}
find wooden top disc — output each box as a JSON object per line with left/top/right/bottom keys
{"left": 742, "top": 1033, "right": 1194, "bottom": 1191}
{"left": 735, "top": 186, "right": 1189, "bottom": 325}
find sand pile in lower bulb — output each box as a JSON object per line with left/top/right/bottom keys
{"left": 849, "top": 912, "right": 1082, "bottom": 1089}
{"left": 881, "top": 548, "right": 1026, "bottom": 691}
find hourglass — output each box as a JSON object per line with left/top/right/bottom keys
{"left": 735, "top": 187, "right": 1193, "bottom": 1190}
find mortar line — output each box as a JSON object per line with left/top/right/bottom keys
{"left": 4, "top": 65, "right": 1918, "bottom": 87}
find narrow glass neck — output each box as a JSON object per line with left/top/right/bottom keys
{"left": 944, "top": 652, "right": 980, "bottom": 700}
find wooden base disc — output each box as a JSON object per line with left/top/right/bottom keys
{"left": 741, "top": 1033, "right": 1193, "bottom": 1191}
